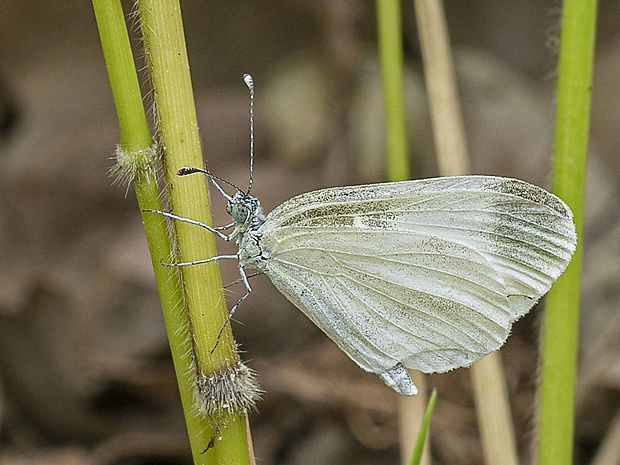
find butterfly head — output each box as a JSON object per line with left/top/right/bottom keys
{"left": 227, "top": 192, "right": 266, "bottom": 230}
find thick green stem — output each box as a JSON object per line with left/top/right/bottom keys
{"left": 136, "top": 1, "right": 252, "bottom": 463}
{"left": 538, "top": 0, "right": 596, "bottom": 463}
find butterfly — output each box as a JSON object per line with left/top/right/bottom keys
{"left": 148, "top": 75, "right": 576, "bottom": 395}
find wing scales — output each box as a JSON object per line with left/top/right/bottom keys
{"left": 262, "top": 176, "right": 576, "bottom": 320}
{"left": 263, "top": 228, "right": 513, "bottom": 375}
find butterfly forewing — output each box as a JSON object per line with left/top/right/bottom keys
{"left": 253, "top": 176, "right": 576, "bottom": 386}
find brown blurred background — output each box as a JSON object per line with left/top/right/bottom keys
{"left": 0, "top": 1, "right": 618, "bottom": 464}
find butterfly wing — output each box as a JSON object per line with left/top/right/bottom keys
{"left": 256, "top": 176, "right": 576, "bottom": 393}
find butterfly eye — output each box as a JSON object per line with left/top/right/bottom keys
{"left": 229, "top": 201, "right": 250, "bottom": 224}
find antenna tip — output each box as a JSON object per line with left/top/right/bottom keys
{"left": 177, "top": 167, "right": 204, "bottom": 176}
{"left": 243, "top": 74, "right": 254, "bottom": 90}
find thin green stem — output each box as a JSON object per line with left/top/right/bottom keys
{"left": 408, "top": 389, "right": 437, "bottom": 465}
{"left": 538, "top": 0, "right": 596, "bottom": 463}
{"left": 376, "top": 0, "right": 410, "bottom": 182}
{"left": 92, "top": 0, "right": 151, "bottom": 149}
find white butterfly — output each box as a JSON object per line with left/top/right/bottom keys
{"left": 149, "top": 76, "right": 576, "bottom": 395}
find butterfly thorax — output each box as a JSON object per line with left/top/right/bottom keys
{"left": 237, "top": 228, "right": 268, "bottom": 271}
{"left": 227, "top": 192, "right": 269, "bottom": 271}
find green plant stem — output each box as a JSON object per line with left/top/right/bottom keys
{"left": 376, "top": 0, "right": 410, "bottom": 182}
{"left": 92, "top": 0, "right": 151, "bottom": 149}
{"left": 538, "top": 0, "right": 596, "bottom": 463}
{"left": 136, "top": 1, "right": 250, "bottom": 464}
{"left": 408, "top": 389, "right": 437, "bottom": 465}
{"left": 94, "top": 1, "right": 251, "bottom": 463}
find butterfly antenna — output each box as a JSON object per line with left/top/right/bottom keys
{"left": 243, "top": 74, "right": 255, "bottom": 194}
{"left": 177, "top": 167, "right": 242, "bottom": 201}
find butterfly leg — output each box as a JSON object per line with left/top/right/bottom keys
{"left": 211, "top": 265, "right": 252, "bottom": 354}
{"left": 224, "top": 271, "right": 261, "bottom": 288}
{"left": 143, "top": 209, "right": 232, "bottom": 241}
{"left": 214, "top": 221, "right": 236, "bottom": 231}
{"left": 160, "top": 254, "right": 239, "bottom": 267}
